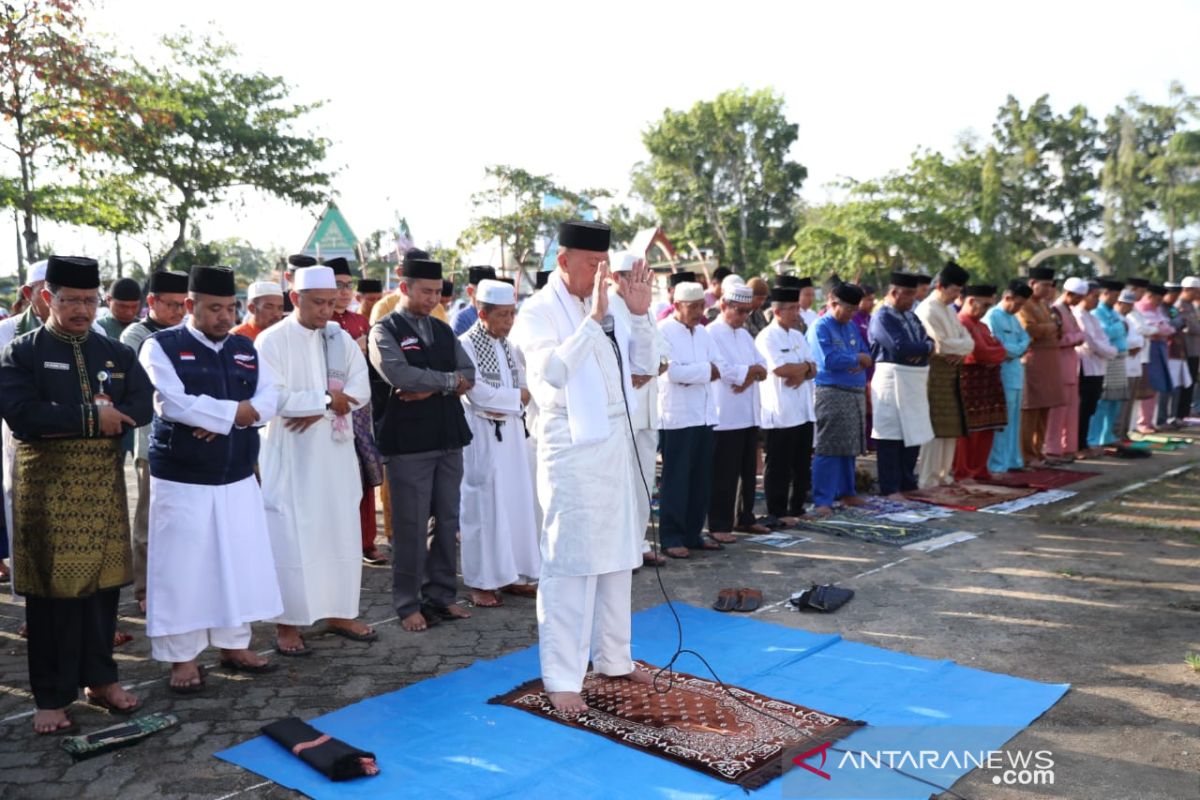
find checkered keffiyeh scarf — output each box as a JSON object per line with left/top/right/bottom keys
{"left": 468, "top": 321, "right": 519, "bottom": 389}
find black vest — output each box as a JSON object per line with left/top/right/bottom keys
{"left": 147, "top": 327, "right": 260, "bottom": 485}
{"left": 375, "top": 313, "right": 472, "bottom": 455}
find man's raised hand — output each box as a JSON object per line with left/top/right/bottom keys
{"left": 589, "top": 259, "right": 610, "bottom": 324}
{"left": 624, "top": 258, "right": 653, "bottom": 317}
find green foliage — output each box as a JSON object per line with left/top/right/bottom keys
{"left": 602, "top": 203, "right": 657, "bottom": 249}
{"left": 459, "top": 165, "right": 603, "bottom": 267}
{"left": 633, "top": 87, "right": 807, "bottom": 272}
{"left": 101, "top": 31, "right": 332, "bottom": 270}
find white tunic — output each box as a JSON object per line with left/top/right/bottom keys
{"left": 139, "top": 325, "right": 284, "bottom": 637}
{"left": 509, "top": 271, "right": 654, "bottom": 578}
{"left": 707, "top": 318, "right": 764, "bottom": 431}
{"left": 657, "top": 317, "right": 719, "bottom": 430}
{"left": 755, "top": 320, "right": 816, "bottom": 429}
{"left": 255, "top": 315, "right": 370, "bottom": 625}
{"left": 458, "top": 330, "right": 540, "bottom": 590}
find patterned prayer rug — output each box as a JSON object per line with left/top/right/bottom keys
{"left": 489, "top": 661, "right": 864, "bottom": 788}
{"left": 904, "top": 483, "right": 1037, "bottom": 511}
{"left": 792, "top": 515, "right": 951, "bottom": 546}
{"left": 985, "top": 467, "right": 1099, "bottom": 490}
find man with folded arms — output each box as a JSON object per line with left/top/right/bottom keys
{"left": 983, "top": 282, "right": 1032, "bottom": 474}
{"left": 952, "top": 285, "right": 1008, "bottom": 480}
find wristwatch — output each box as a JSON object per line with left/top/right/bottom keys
{"left": 324, "top": 391, "right": 333, "bottom": 410}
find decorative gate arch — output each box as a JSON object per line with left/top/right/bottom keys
{"left": 1027, "top": 246, "right": 1113, "bottom": 276}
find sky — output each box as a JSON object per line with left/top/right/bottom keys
{"left": 4, "top": 0, "right": 1199, "bottom": 278}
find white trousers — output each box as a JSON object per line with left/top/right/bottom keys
{"left": 918, "top": 437, "right": 957, "bottom": 488}
{"left": 150, "top": 623, "right": 252, "bottom": 663}
{"left": 537, "top": 570, "right": 634, "bottom": 693}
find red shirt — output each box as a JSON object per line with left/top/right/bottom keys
{"left": 332, "top": 310, "right": 370, "bottom": 339}
{"left": 958, "top": 312, "right": 1007, "bottom": 366}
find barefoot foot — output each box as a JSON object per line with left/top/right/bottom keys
{"left": 547, "top": 691, "right": 588, "bottom": 714}
{"left": 32, "top": 708, "right": 73, "bottom": 735}
{"left": 401, "top": 611, "right": 428, "bottom": 632}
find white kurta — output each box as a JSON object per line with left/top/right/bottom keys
{"left": 755, "top": 320, "right": 816, "bottom": 429}
{"left": 255, "top": 315, "right": 370, "bottom": 625}
{"left": 610, "top": 290, "right": 663, "bottom": 539}
{"left": 458, "top": 330, "right": 540, "bottom": 591}
{"left": 139, "top": 326, "right": 284, "bottom": 642}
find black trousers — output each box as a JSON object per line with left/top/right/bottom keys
{"left": 876, "top": 439, "right": 920, "bottom": 495}
{"left": 660, "top": 426, "right": 715, "bottom": 549}
{"left": 708, "top": 426, "right": 759, "bottom": 532}
{"left": 763, "top": 423, "right": 813, "bottom": 517}
{"left": 1179, "top": 356, "right": 1199, "bottom": 418}
{"left": 26, "top": 588, "right": 120, "bottom": 709}
{"left": 1079, "top": 375, "right": 1104, "bottom": 446}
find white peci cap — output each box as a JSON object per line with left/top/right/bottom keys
{"left": 248, "top": 281, "right": 283, "bottom": 301}
{"left": 674, "top": 282, "right": 705, "bottom": 303}
{"left": 293, "top": 266, "right": 336, "bottom": 291}
{"left": 476, "top": 279, "right": 515, "bottom": 306}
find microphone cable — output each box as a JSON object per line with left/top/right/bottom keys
{"left": 604, "top": 318, "right": 969, "bottom": 800}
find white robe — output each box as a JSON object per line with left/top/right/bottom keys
{"left": 139, "top": 326, "right": 284, "bottom": 639}
{"left": 509, "top": 272, "right": 654, "bottom": 578}
{"left": 255, "top": 315, "right": 370, "bottom": 625}
{"left": 458, "top": 331, "right": 540, "bottom": 591}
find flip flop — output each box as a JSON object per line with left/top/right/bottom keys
{"left": 664, "top": 547, "right": 691, "bottom": 559}
{"left": 469, "top": 591, "right": 504, "bottom": 608}
{"left": 712, "top": 588, "right": 739, "bottom": 612}
{"left": 85, "top": 693, "right": 142, "bottom": 715}
{"left": 708, "top": 532, "right": 738, "bottom": 544}
{"left": 167, "top": 665, "right": 207, "bottom": 695}
{"left": 503, "top": 583, "right": 538, "bottom": 597}
{"left": 113, "top": 631, "right": 134, "bottom": 647}
{"left": 700, "top": 540, "right": 724, "bottom": 551}
{"left": 326, "top": 626, "right": 378, "bottom": 642}
{"left": 274, "top": 638, "right": 313, "bottom": 657}
{"left": 735, "top": 588, "right": 763, "bottom": 612}
{"left": 218, "top": 658, "right": 279, "bottom": 674}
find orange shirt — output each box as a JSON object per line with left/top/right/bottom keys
{"left": 231, "top": 320, "right": 263, "bottom": 341}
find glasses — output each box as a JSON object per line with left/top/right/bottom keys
{"left": 156, "top": 300, "right": 186, "bottom": 312}
{"left": 52, "top": 294, "right": 100, "bottom": 309}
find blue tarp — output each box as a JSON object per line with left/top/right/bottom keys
{"left": 217, "top": 603, "right": 1068, "bottom": 799}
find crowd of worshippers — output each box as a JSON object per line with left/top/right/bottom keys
{"left": 1, "top": 242, "right": 1198, "bottom": 736}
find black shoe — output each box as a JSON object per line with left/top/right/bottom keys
{"left": 758, "top": 515, "right": 786, "bottom": 530}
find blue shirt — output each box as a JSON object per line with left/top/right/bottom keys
{"left": 450, "top": 304, "right": 478, "bottom": 337}
{"left": 1093, "top": 302, "right": 1128, "bottom": 353}
{"left": 983, "top": 306, "right": 1031, "bottom": 389}
{"left": 868, "top": 303, "right": 932, "bottom": 366}
{"left": 808, "top": 315, "right": 869, "bottom": 388}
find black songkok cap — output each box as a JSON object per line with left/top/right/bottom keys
{"left": 356, "top": 279, "right": 382, "bottom": 293}
{"left": 497, "top": 277, "right": 515, "bottom": 286}
{"left": 1125, "top": 276, "right": 1150, "bottom": 289}
{"left": 1148, "top": 284, "right": 1167, "bottom": 296}
{"left": 149, "top": 270, "right": 189, "bottom": 295}
{"left": 1029, "top": 266, "right": 1056, "bottom": 281}
{"left": 962, "top": 284, "right": 997, "bottom": 298}
{"left": 109, "top": 277, "right": 141, "bottom": 301}
{"left": 833, "top": 282, "right": 865, "bottom": 305}
{"left": 890, "top": 271, "right": 919, "bottom": 289}
{"left": 535, "top": 271, "right": 550, "bottom": 290}
{"left": 467, "top": 266, "right": 496, "bottom": 285}
{"left": 769, "top": 286, "right": 800, "bottom": 303}
{"left": 712, "top": 266, "right": 733, "bottom": 283}
{"left": 937, "top": 261, "right": 970, "bottom": 288}
{"left": 323, "top": 257, "right": 352, "bottom": 277}
{"left": 1006, "top": 280, "right": 1033, "bottom": 299}
{"left": 288, "top": 254, "right": 317, "bottom": 269}
{"left": 441, "top": 279, "right": 454, "bottom": 297}
{"left": 860, "top": 284, "right": 877, "bottom": 296}
{"left": 775, "top": 274, "right": 801, "bottom": 288}
{"left": 403, "top": 248, "right": 431, "bottom": 266}
{"left": 913, "top": 273, "right": 933, "bottom": 285}
{"left": 1099, "top": 278, "right": 1125, "bottom": 292}
{"left": 668, "top": 271, "right": 696, "bottom": 288}
{"left": 189, "top": 265, "right": 236, "bottom": 297}
{"left": 558, "top": 220, "right": 611, "bottom": 252}
{"left": 402, "top": 258, "right": 442, "bottom": 280}
{"left": 45, "top": 255, "right": 100, "bottom": 289}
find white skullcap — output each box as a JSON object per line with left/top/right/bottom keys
{"left": 248, "top": 281, "right": 283, "bottom": 301}
{"left": 1118, "top": 289, "right": 1138, "bottom": 304}
{"left": 674, "top": 282, "right": 704, "bottom": 303}
{"left": 476, "top": 279, "right": 515, "bottom": 306}
{"left": 1063, "top": 276, "right": 1090, "bottom": 296}
{"left": 726, "top": 284, "right": 754, "bottom": 304}
{"left": 721, "top": 274, "right": 746, "bottom": 294}
{"left": 27, "top": 260, "right": 48, "bottom": 285}
{"left": 293, "top": 266, "right": 336, "bottom": 291}
{"left": 1182, "top": 276, "right": 1200, "bottom": 289}
{"left": 610, "top": 250, "right": 638, "bottom": 272}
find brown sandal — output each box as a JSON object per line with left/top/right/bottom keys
{"left": 735, "top": 588, "right": 763, "bottom": 612}
{"left": 713, "top": 588, "right": 739, "bottom": 612}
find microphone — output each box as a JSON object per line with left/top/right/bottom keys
{"left": 601, "top": 315, "right": 624, "bottom": 374}
{"left": 600, "top": 314, "right": 616, "bottom": 339}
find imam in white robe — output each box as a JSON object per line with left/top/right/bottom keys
{"left": 458, "top": 328, "right": 540, "bottom": 591}
{"left": 139, "top": 326, "right": 284, "bottom": 649}
{"left": 255, "top": 315, "right": 370, "bottom": 626}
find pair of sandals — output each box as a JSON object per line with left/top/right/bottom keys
{"left": 664, "top": 539, "right": 724, "bottom": 559}
{"left": 713, "top": 588, "right": 762, "bottom": 613}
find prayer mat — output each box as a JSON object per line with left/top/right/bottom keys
{"left": 792, "top": 515, "right": 950, "bottom": 547}
{"left": 488, "top": 661, "right": 865, "bottom": 788}
{"left": 1127, "top": 440, "right": 1189, "bottom": 452}
{"left": 984, "top": 467, "right": 1099, "bottom": 491}
{"left": 980, "top": 489, "right": 1076, "bottom": 515}
{"left": 217, "top": 604, "right": 1070, "bottom": 800}
{"left": 904, "top": 483, "right": 1036, "bottom": 511}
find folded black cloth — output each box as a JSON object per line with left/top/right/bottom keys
{"left": 261, "top": 717, "right": 380, "bottom": 781}
{"left": 789, "top": 584, "right": 855, "bottom": 613}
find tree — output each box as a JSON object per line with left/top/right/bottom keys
{"left": 633, "top": 87, "right": 807, "bottom": 271}
{"left": 103, "top": 32, "right": 332, "bottom": 270}
{"left": 459, "top": 164, "right": 603, "bottom": 268}
{"left": 601, "top": 203, "right": 657, "bottom": 249}
{"left": 0, "top": 0, "right": 127, "bottom": 280}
